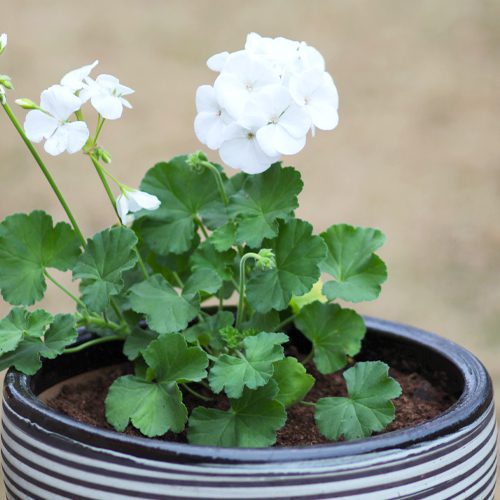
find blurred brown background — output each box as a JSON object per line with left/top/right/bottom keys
{"left": 1, "top": 0, "right": 499, "bottom": 494}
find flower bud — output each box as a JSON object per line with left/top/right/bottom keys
{"left": 256, "top": 248, "right": 276, "bottom": 270}
{"left": 187, "top": 150, "right": 208, "bottom": 171}
{"left": 0, "top": 75, "right": 12, "bottom": 89}
{"left": 15, "top": 98, "right": 39, "bottom": 110}
{"left": 96, "top": 147, "right": 112, "bottom": 164}
{"left": 0, "top": 34, "right": 7, "bottom": 55}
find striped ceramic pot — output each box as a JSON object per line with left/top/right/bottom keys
{"left": 2, "top": 317, "right": 498, "bottom": 499}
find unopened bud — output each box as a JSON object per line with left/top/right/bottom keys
{"left": 187, "top": 150, "right": 208, "bottom": 171}
{"left": 256, "top": 248, "right": 276, "bottom": 270}
{"left": 0, "top": 75, "right": 12, "bottom": 89}
{"left": 96, "top": 147, "right": 112, "bottom": 164}
{"left": 0, "top": 34, "right": 7, "bottom": 56}
{"left": 15, "top": 98, "right": 39, "bottom": 110}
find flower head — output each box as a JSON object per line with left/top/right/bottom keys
{"left": 194, "top": 33, "right": 339, "bottom": 174}
{"left": 83, "top": 74, "right": 134, "bottom": 120}
{"left": 24, "top": 85, "right": 89, "bottom": 156}
{"left": 0, "top": 33, "right": 7, "bottom": 55}
{"left": 116, "top": 189, "right": 161, "bottom": 225}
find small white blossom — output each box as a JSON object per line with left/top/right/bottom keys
{"left": 289, "top": 69, "right": 339, "bottom": 130}
{"left": 195, "top": 33, "right": 339, "bottom": 173}
{"left": 83, "top": 74, "right": 134, "bottom": 120}
{"left": 194, "top": 85, "right": 232, "bottom": 150}
{"left": 61, "top": 60, "right": 98, "bottom": 95}
{"left": 116, "top": 189, "right": 161, "bottom": 225}
{"left": 24, "top": 85, "right": 89, "bottom": 156}
{"left": 0, "top": 34, "right": 7, "bottom": 55}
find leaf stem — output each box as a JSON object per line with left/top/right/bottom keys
{"left": 235, "top": 252, "right": 261, "bottom": 330}
{"left": 300, "top": 400, "right": 316, "bottom": 407}
{"left": 90, "top": 155, "right": 119, "bottom": 216}
{"left": 181, "top": 383, "right": 213, "bottom": 402}
{"left": 44, "top": 271, "right": 87, "bottom": 310}
{"left": 302, "top": 349, "right": 314, "bottom": 365}
{"left": 63, "top": 334, "right": 122, "bottom": 354}
{"left": 200, "top": 160, "right": 229, "bottom": 206}
{"left": 194, "top": 216, "right": 210, "bottom": 239}
{"left": 1, "top": 101, "right": 86, "bottom": 246}
{"left": 172, "top": 271, "right": 184, "bottom": 288}
{"left": 76, "top": 313, "right": 123, "bottom": 332}
{"left": 275, "top": 314, "right": 297, "bottom": 332}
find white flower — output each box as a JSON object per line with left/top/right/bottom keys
{"left": 214, "top": 51, "right": 280, "bottom": 119}
{"left": 61, "top": 60, "right": 98, "bottom": 95}
{"left": 24, "top": 85, "right": 89, "bottom": 156}
{"left": 116, "top": 189, "right": 161, "bottom": 225}
{"left": 248, "top": 85, "right": 311, "bottom": 157}
{"left": 219, "top": 117, "right": 280, "bottom": 174}
{"left": 289, "top": 69, "right": 339, "bottom": 130}
{"left": 83, "top": 74, "right": 134, "bottom": 120}
{"left": 0, "top": 33, "right": 7, "bottom": 55}
{"left": 194, "top": 85, "right": 233, "bottom": 150}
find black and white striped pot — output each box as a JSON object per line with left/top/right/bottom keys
{"left": 2, "top": 317, "right": 498, "bottom": 499}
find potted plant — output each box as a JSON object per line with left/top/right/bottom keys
{"left": 0, "top": 32, "right": 496, "bottom": 499}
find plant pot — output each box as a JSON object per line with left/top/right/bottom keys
{"left": 1, "top": 317, "right": 497, "bottom": 499}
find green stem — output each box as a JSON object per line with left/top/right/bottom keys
{"left": 94, "top": 115, "right": 105, "bottom": 144}
{"left": 134, "top": 247, "right": 149, "bottom": 280}
{"left": 172, "top": 271, "right": 184, "bottom": 288}
{"left": 1, "top": 101, "right": 86, "bottom": 246}
{"left": 44, "top": 271, "right": 87, "bottom": 310}
{"left": 235, "top": 252, "right": 261, "bottom": 329}
{"left": 300, "top": 400, "right": 316, "bottom": 407}
{"left": 181, "top": 383, "right": 213, "bottom": 402}
{"left": 90, "top": 155, "right": 118, "bottom": 215}
{"left": 194, "top": 216, "right": 209, "bottom": 239}
{"left": 200, "top": 160, "right": 229, "bottom": 206}
{"left": 302, "top": 349, "right": 314, "bottom": 365}
{"left": 76, "top": 313, "right": 123, "bottom": 332}
{"left": 63, "top": 334, "right": 122, "bottom": 354}
{"left": 275, "top": 314, "right": 297, "bottom": 332}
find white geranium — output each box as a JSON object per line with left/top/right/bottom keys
{"left": 194, "top": 33, "right": 339, "bottom": 173}
{"left": 289, "top": 69, "right": 339, "bottom": 130}
{"left": 61, "top": 60, "right": 98, "bottom": 95}
{"left": 24, "top": 85, "right": 89, "bottom": 156}
{"left": 116, "top": 189, "right": 161, "bottom": 225}
{"left": 194, "top": 85, "right": 233, "bottom": 150}
{"left": 0, "top": 33, "right": 7, "bottom": 55}
{"left": 83, "top": 74, "right": 134, "bottom": 120}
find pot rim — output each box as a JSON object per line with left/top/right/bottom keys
{"left": 2, "top": 316, "right": 493, "bottom": 464}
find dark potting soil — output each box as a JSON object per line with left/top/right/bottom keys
{"left": 46, "top": 353, "right": 456, "bottom": 446}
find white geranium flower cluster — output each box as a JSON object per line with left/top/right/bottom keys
{"left": 22, "top": 61, "right": 133, "bottom": 156}
{"left": 194, "top": 32, "right": 339, "bottom": 174}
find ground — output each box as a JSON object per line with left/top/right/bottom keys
{"left": 0, "top": 0, "right": 499, "bottom": 496}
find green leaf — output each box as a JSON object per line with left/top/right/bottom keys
{"left": 183, "top": 268, "right": 222, "bottom": 299}
{"left": 246, "top": 219, "right": 326, "bottom": 313}
{"left": 0, "top": 313, "right": 77, "bottom": 374}
{"left": 315, "top": 361, "right": 402, "bottom": 440}
{"left": 129, "top": 274, "right": 199, "bottom": 334}
{"left": 188, "top": 381, "right": 286, "bottom": 447}
{"left": 190, "top": 241, "right": 236, "bottom": 282}
{"left": 241, "top": 311, "right": 280, "bottom": 332}
{"left": 228, "top": 164, "right": 303, "bottom": 247}
{"left": 0, "top": 308, "right": 53, "bottom": 355}
{"left": 209, "top": 222, "right": 236, "bottom": 252}
{"left": 183, "top": 310, "right": 234, "bottom": 350}
{"left": 295, "top": 302, "right": 365, "bottom": 374}
{"left": 105, "top": 375, "right": 186, "bottom": 437}
{"left": 209, "top": 331, "right": 288, "bottom": 398}
{"left": 0, "top": 211, "right": 81, "bottom": 305}
{"left": 143, "top": 333, "right": 208, "bottom": 383}
{"left": 73, "top": 227, "right": 138, "bottom": 313}
{"left": 321, "top": 224, "right": 387, "bottom": 302}
{"left": 138, "top": 156, "right": 225, "bottom": 255}
{"left": 272, "top": 357, "right": 314, "bottom": 407}
{"left": 106, "top": 333, "right": 207, "bottom": 437}
{"left": 123, "top": 327, "right": 158, "bottom": 361}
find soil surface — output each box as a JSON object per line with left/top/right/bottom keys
{"left": 46, "top": 355, "right": 456, "bottom": 446}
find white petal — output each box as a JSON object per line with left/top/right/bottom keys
{"left": 278, "top": 103, "right": 311, "bottom": 138}
{"left": 128, "top": 191, "right": 161, "bottom": 212}
{"left": 61, "top": 121, "right": 89, "bottom": 153}
{"left": 308, "top": 102, "right": 339, "bottom": 130}
{"left": 44, "top": 127, "right": 69, "bottom": 156}
{"left": 61, "top": 60, "right": 98, "bottom": 91}
{"left": 194, "top": 112, "right": 227, "bottom": 149}
{"left": 289, "top": 69, "right": 324, "bottom": 106}
{"left": 95, "top": 74, "right": 120, "bottom": 90}
{"left": 219, "top": 123, "right": 279, "bottom": 174}
{"left": 116, "top": 195, "right": 129, "bottom": 225}
{"left": 91, "top": 94, "right": 123, "bottom": 120}
{"left": 213, "top": 73, "right": 249, "bottom": 118}
{"left": 207, "top": 51, "right": 229, "bottom": 72}
{"left": 0, "top": 33, "right": 7, "bottom": 52}
{"left": 195, "top": 85, "right": 219, "bottom": 113}
{"left": 24, "top": 110, "right": 58, "bottom": 142}
{"left": 205, "top": 117, "right": 230, "bottom": 150}
{"left": 256, "top": 124, "right": 306, "bottom": 156}
{"left": 120, "top": 97, "right": 133, "bottom": 109}
{"left": 40, "top": 85, "right": 82, "bottom": 121}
